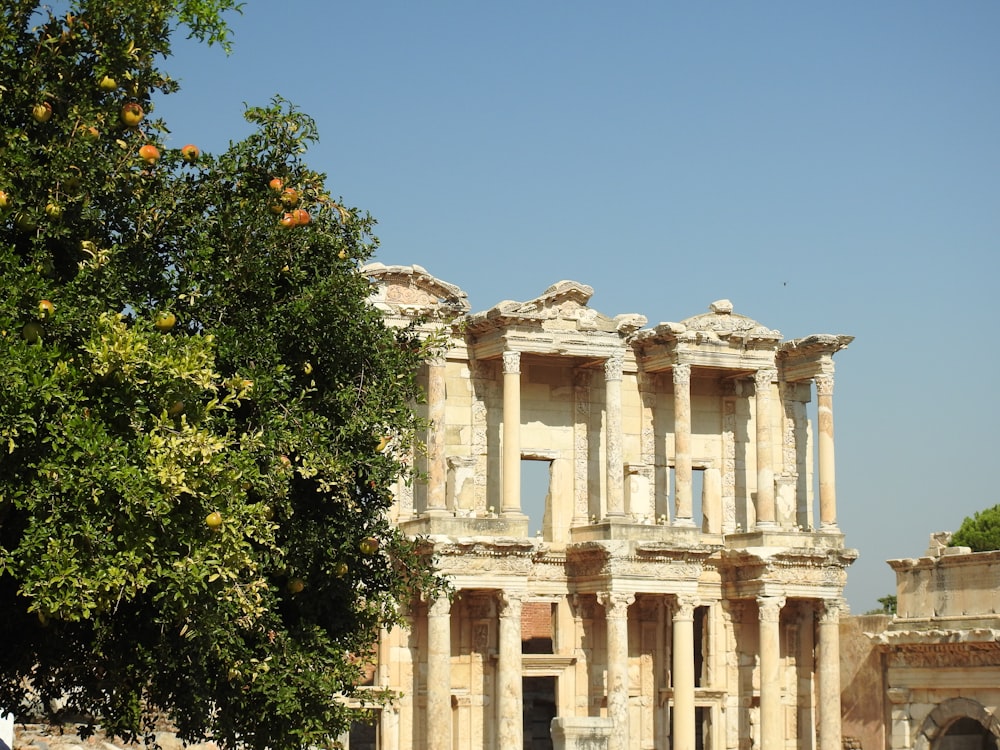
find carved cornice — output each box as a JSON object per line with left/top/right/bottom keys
{"left": 566, "top": 541, "right": 719, "bottom": 582}
{"left": 720, "top": 547, "right": 857, "bottom": 589}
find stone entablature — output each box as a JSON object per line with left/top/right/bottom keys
{"left": 363, "top": 266, "right": 855, "bottom": 750}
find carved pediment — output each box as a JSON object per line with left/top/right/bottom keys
{"left": 466, "top": 280, "right": 646, "bottom": 336}
{"left": 362, "top": 263, "right": 470, "bottom": 319}
{"left": 635, "top": 300, "right": 781, "bottom": 347}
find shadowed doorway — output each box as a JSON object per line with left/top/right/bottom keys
{"left": 523, "top": 676, "right": 556, "bottom": 749}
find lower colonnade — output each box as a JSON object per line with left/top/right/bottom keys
{"left": 372, "top": 584, "right": 847, "bottom": 750}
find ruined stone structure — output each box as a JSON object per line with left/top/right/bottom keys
{"left": 842, "top": 536, "right": 1000, "bottom": 750}
{"left": 358, "top": 264, "right": 856, "bottom": 750}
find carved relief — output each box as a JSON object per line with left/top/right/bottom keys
{"left": 887, "top": 644, "right": 1000, "bottom": 669}
{"left": 722, "top": 398, "right": 737, "bottom": 532}
{"left": 473, "top": 623, "right": 490, "bottom": 653}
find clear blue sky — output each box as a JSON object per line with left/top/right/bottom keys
{"left": 154, "top": 1, "right": 1000, "bottom": 613}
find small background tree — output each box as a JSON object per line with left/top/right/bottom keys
{"left": 950, "top": 504, "right": 1000, "bottom": 552}
{"left": 0, "top": 2, "right": 441, "bottom": 748}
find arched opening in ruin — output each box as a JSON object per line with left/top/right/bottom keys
{"left": 916, "top": 698, "right": 1000, "bottom": 750}
{"left": 935, "top": 717, "right": 997, "bottom": 750}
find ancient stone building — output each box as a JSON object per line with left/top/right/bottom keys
{"left": 361, "top": 264, "right": 856, "bottom": 750}
{"left": 842, "top": 535, "right": 1000, "bottom": 750}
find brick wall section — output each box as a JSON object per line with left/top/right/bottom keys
{"left": 521, "top": 602, "right": 552, "bottom": 641}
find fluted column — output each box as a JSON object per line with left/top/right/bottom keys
{"left": 672, "top": 595, "right": 697, "bottom": 750}
{"left": 496, "top": 590, "right": 524, "bottom": 749}
{"left": 757, "top": 595, "right": 785, "bottom": 750}
{"left": 673, "top": 363, "right": 694, "bottom": 526}
{"left": 815, "top": 374, "right": 838, "bottom": 529}
{"left": 817, "top": 599, "right": 843, "bottom": 750}
{"left": 754, "top": 368, "right": 777, "bottom": 527}
{"left": 426, "top": 595, "right": 452, "bottom": 750}
{"left": 605, "top": 353, "right": 625, "bottom": 517}
{"left": 502, "top": 351, "right": 522, "bottom": 516}
{"left": 426, "top": 355, "right": 448, "bottom": 513}
{"left": 599, "top": 591, "right": 635, "bottom": 750}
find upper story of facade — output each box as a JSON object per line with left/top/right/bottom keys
{"left": 367, "top": 263, "right": 853, "bottom": 572}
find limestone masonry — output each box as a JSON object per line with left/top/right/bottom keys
{"left": 361, "top": 264, "right": 856, "bottom": 750}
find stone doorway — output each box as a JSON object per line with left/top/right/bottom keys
{"left": 523, "top": 676, "right": 557, "bottom": 749}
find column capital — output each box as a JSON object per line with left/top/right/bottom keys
{"left": 501, "top": 350, "right": 521, "bottom": 374}
{"left": 597, "top": 591, "right": 635, "bottom": 618}
{"left": 604, "top": 352, "right": 624, "bottom": 382}
{"left": 426, "top": 593, "right": 452, "bottom": 617}
{"left": 757, "top": 595, "right": 786, "bottom": 623}
{"left": 496, "top": 589, "right": 525, "bottom": 618}
{"left": 672, "top": 594, "right": 698, "bottom": 621}
{"left": 672, "top": 362, "right": 691, "bottom": 386}
{"left": 815, "top": 372, "right": 835, "bottom": 396}
{"left": 426, "top": 353, "right": 447, "bottom": 368}
{"left": 754, "top": 367, "right": 777, "bottom": 390}
{"left": 818, "top": 598, "right": 843, "bottom": 624}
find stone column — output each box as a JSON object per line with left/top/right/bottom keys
{"left": 605, "top": 353, "right": 626, "bottom": 517}
{"left": 497, "top": 590, "right": 524, "bottom": 749}
{"left": 573, "top": 369, "right": 592, "bottom": 526}
{"left": 817, "top": 599, "right": 842, "bottom": 750}
{"left": 815, "top": 374, "right": 838, "bottom": 530}
{"left": 673, "top": 363, "right": 694, "bottom": 526}
{"left": 502, "top": 351, "right": 522, "bottom": 516}
{"left": 757, "top": 596, "right": 785, "bottom": 750}
{"left": 426, "top": 595, "right": 453, "bottom": 750}
{"left": 598, "top": 591, "right": 634, "bottom": 750}
{"left": 754, "top": 368, "right": 777, "bottom": 527}
{"left": 426, "top": 355, "right": 448, "bottom": 513}
{"left": 672, "top": 596, "right": 697, "bottom": 750}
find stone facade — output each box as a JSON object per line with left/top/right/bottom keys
{"left": 842, "top": 536, "right": 1000, "bottom": 750}
{"left": 358, "top": 264, "right": 856, "bottom": 750}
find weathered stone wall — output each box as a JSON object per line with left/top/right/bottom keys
{"left": 13, "top": 725, "right": 219, "bottom": 750}
{"left": 840, "top": 614, "right": 891, "bottom": 750}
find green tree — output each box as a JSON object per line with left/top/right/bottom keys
{"left": 0, "top": 2, "right": 440, "bottom": 747}
{"left": 863, "top": 594, "right": 897, "bottom": 615}
{"left": 950, "top": 505, "right": 1000, "bottom": 552}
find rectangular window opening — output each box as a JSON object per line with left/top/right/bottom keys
{"left": 521, "top": 601, "right": 554, "bottom": 654}
{"left": 521, "top": 458, "right": 551, "bottom": 539}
